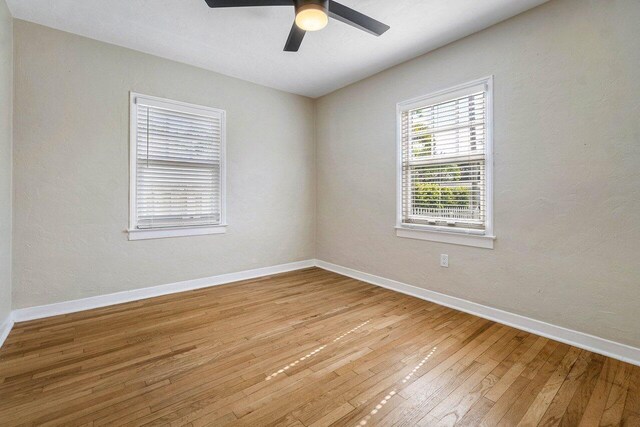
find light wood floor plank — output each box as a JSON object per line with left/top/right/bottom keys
{"left": 0, "top": 267, "right": 638, "bottom": 426}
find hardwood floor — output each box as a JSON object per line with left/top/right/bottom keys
{"left": 1, "top": 267, "right": 639, "bottom": 426}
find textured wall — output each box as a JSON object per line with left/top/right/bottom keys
{"left": 0, "top": 0, "right": 12, "bottom": 324}
{"left": 316, "top": 0, "right": 640, "bottom": 347}
{"left": 12, "top": 21, "right": 316, "bottom": 308}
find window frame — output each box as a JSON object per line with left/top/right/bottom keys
{"left": 128, "top": 92, "right": 227, "bottom": 241}
{"left": 395, "top": 77, "right": 495, "bottom": 249}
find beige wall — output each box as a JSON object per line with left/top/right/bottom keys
{"left": 316, "top": 0, "right": 640, "bottom": 347}
{"left": 12, "top": 20, "right": 316, "bottom": 308}
{"left": 8, "top": 0, "right": 640, "bottom": 349}
{"left": 0, "top": 0, "right": 12, "bottom": 324}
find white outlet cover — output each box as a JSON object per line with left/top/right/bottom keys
{"left": 440, "top": 254, "right": 449, "bottom": 268}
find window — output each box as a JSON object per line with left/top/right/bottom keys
{"left": 128, "top": 93, "right": 226, "bottom": 240}
{"left": 396, "top": 77, "right": 494, "bottom": 249}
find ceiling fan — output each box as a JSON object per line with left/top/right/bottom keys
{"left": 204, "top": 0, "right": 390, "bottom": 52}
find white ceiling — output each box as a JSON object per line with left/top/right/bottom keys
{"left": 6, "top": 0, "right": 548, "bottom": 98}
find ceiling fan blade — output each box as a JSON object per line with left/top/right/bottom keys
{"left": 283, "top": 22, "right": 306, "bottom": 52}
{"left": 204, "top": 0, "right": 291, "bottom": 7}
{"left": 328, "top": 1, "right": 389, "bottom": 36}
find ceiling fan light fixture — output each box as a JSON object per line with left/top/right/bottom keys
{"left": 204, "top": 0, "right": 390, "bottom": 53}
{"left": 295, "top": 1, "right": 328, "bottom": 32}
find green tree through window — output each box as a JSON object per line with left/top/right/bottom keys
{"left": 410, "top": 122, "right": 471, "bottom": 211}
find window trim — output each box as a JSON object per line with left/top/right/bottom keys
{"left": 395, "top": 76, "right": 495, "bottom": 249}
{"left": 128, "top": 92, "right": 227, "bottom": 241}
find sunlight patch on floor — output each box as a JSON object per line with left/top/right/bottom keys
{"left": 356, "top": 346, "right": 437, "bottom": 426}
{"left": 265, "top": 319, "right": 371, "bottom": 381}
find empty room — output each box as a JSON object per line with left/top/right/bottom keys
{"left": 0, "top": 0, "right": 639, "bottom": 425}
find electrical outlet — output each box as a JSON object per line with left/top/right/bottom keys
{"left": 440, "top": 254, "right": 449, "bottom": 268}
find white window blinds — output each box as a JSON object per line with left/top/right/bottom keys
{"left": 130, "top": 94, "right": 225, "bottom": 231}
{"left": 399, "top": 79, "right": 492, "bottom": 233}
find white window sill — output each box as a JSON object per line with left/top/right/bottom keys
{"left": 128, "top": 225, "right": 227, "bottom": 241}
{"left": 395, "top": 226, "right": 495, "bottom": 249}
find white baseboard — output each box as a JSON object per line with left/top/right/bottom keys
{"left": 5, "top": 258, "right": 640, "bottom": 367}
{"left": 11, "top": 259, "right": 315, "bottom": 323}
{"left": 0, "top": 313, "right": 14, "bottom": 349}
{"left": 315, "top": 260, "right": 640, "bottom": 367}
